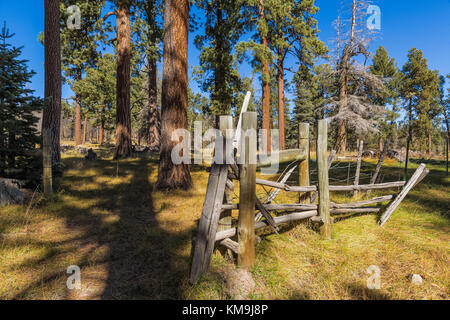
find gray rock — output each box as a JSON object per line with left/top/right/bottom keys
{"left": 77, "top": 147, "right": 88, "bottom": 155}
{"left": 0, "top": 178, "right": 23, "bottom": 206}
{"left": 411, "top": 274, "right": 423, "bottom": 285}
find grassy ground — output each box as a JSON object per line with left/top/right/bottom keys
{"left": 0, "top": 146, "right": 448, "bottom": 300}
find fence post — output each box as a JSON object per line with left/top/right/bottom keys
{"left": 218, "top": 115, "right": 233, "bottom": 256}
{"left": 317, "top": 120, "right": 331, "bottom": 239}
{"left": 42, "top": 128, "right": 53, "bottom": 196}
{"left": 353, "top": 140, "right": 364, "bottom": 197}
{"left": 299, "top": 123, "right": 310, "bottom": 204}
{"left": 238, "top": 112, "right": 257, "bottom": 269}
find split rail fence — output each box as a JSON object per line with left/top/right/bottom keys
{"left": 189, "top": 115, "right": 428, "bottom": 284}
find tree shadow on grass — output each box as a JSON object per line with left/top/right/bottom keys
{"left": 8, "top": 156, "right": 194, "bottom": 299}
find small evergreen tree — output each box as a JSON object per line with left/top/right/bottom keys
{"left": 0, "top": 23, "right": 42, "bottom": 178}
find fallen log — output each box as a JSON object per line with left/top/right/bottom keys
{"left": 221, "top": 203, "right": 317, "bottom": 211}
{"left": 256, "top": 180, "right": 405, "bottom": 193}
{"left": 331, "top": 195, "right": 394, "bottom": 208}
{"left": 329, "top": 181, "right": 405, "bottom": 191}
{"left": 331, "top": 207, "right": 380, "bottom": 214}
{"left": 219, "top": 238, "right": 240, "bottom": 254}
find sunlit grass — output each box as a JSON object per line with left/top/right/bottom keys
{"left": 0, "top": 146, "right": 448, "bottom": 299}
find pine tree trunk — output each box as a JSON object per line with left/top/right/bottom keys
{"left": 43, "top": 0, "right": 62, "bottom": 164}
{"left": 443, "top": 107, "right": 449, "bottom": 147}
{"left": 156, "top": 0, "right": 192, "bottom": 190}
{"left": 82, "top": 112, "right": 88, "bottom": 144}
{"left": 99, "top": 105, "right": 105, "bottom": 145}
{"left": 277, "top": 55, "right": 285, "bottom": 150}
{"left": 147, "top": 0, "right": 160, "bottom": 150}
{"left": 336, "top": 45, "right": 350, "bottom": 154}
{"left": 259, "top": 0, "right": 270, "bottom": 153}
{"left": 114, "top": 0, "right": 132, "bottom": 159}
{"left": 74, "top": 69, "right": 82, "bottom": 145}
{"left": 427, "top": 128, "right": 432, "bottom": 155}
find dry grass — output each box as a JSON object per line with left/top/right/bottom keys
{"left": 0, "top": 146, "right": 448, "bottom": 300}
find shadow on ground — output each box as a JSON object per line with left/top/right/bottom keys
{"left": 8, "top": 154, "right": 193, "bottom": 299}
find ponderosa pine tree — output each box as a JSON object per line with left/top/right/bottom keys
{"left": 264, "top": 0, "right": 325, "bottom": 150}
{"left": 59, "top": 0, "right": 105, "bottom": 146}
{"left": 156, "top": 0, "right": 192, "bottom": 190}
{"left": 194, "top": 0, "right": 248, "bottom": 116}
{"left": 293, "top": 63, "right": 334, "bottom": 125}
{"left": 0, "top": 24, "right": 42, "bottom": 177}
{"left": 114, "top": 0, "right": 133, "bottom": 159}
{"left": 259, "top": 0, "right": 271, "bottom": 152}
{"left": 43, "top": 0, "right": 62, "bottom": 164}
{"left": 401, "top": 48, "right": 441, "bottom": 154}
{"left": 441, "top": 75, "right": 449, "bottom": 144}
{"left": 134, "top": 0, "right": 163, "bottom": 149}
{"left": 369, "top": 46, "right": 399, "bottom": 149}
{"left": 73, "top": 54, "right": 116, "bottom": 145}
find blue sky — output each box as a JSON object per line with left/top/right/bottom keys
{"left": 0, "top": 0, "right": 449, "bottom": 106}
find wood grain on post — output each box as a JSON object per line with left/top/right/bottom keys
{"left": 218, "top": 116, "right": 233, "bottom": 257}
{"left": 317, "top": 120, "right": 331, "bottom": 239}
{"left": 310, "top": 150, "right": 335, "bottom": 204}
{"left": 353, "top": 140, "right": 364, "bottom": 197}
{"left": 369, "top": 136, "right": 391, "bottom": 195}
{"left": 238, "top": 112, "right": 257, "bottom": 269}
{"left": 42, "top": 129, "right": 53, "bottom": 196}
{"left": 218, "top": 116, "right": 233, "bottom": 234}
{"left": 299, "top": 123, "right": 310, "bottom": 204}
{"left": 189, "top": 164, "right": 220, "bottom": 284}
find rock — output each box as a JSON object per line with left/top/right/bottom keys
{"left": 77, "top": 147, "right": 88, "bottom": 155}
{"left": 0, "top": 178, "right": 24, "bottom": 206}
{"left": 220, "top": 266, "right": 255, "bottom": 300}
{"left": 61, "top": 144, "right": 74, "bottom": 153}
{"left": 85, "top": 149, "right": 98, "bottom": 160}
{"left": 362, "top": 150, "right": 376, "bottom": 158}
{"left": 133, "top": 145, "right": 152, "bottom": 154}
{"left": 411, "top": 274, "right": 423, "bottom": 285}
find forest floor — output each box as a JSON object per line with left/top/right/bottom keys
{"left": 0, "top": 144, "right": 448, "bottom": 300}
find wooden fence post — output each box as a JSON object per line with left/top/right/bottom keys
{"left": 353, "top": 140, "right": 364, "bottom": 197}
{"left": 42, "top": 128, "right": 53, "bottom": 196}
{"left": 238, "top": 112, "right": 257, "bottom": 269}
{"left": 317, "top": 120, "right": 331, "bottom": 239}
{"left": 299, "top": 123, "right": 310, "bottom": 204}
{"left": 218, "top": 116, "right": 233, "bottom": 256}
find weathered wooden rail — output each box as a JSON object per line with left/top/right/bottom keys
{"left": 189, "top": 109, "right": 428, "bottom": 284}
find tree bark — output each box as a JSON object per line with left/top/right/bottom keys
{"left": 277, "top": 54, "right": 285, "bottom": 150}
{"left": 427, "top": 128, "right": 432, "bottom": 155}
{"left": 99, "top": 105, "right": 105, "bottom": 145}
{"left": 114, "top": 0, "right": 132, "bottom": 159}
{"left": 74, "top": 69, "right": 82, "bottom": 146}
{"left": 43, "top": 0, "right": 62, "bottom": 164}
{"left": 82, "top": 112, "right": 88, "bottom": 145}
{"left": 156, "top": 0, "right": 192, "bottom": 190}
{"left": 259, "top": 0, "right": 271, "bottom": 153}
{"left": 336, "top": 45, "right": 350, "bottom": 154}
{"left": 444, "top": 108, "right": 450, "bottom": 143}
{"left": 147, "top": 0, "right": 160, "bottom": 150}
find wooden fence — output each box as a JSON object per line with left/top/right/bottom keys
{"left": 189, "top": 116, "right": 428, "bottom": 284}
